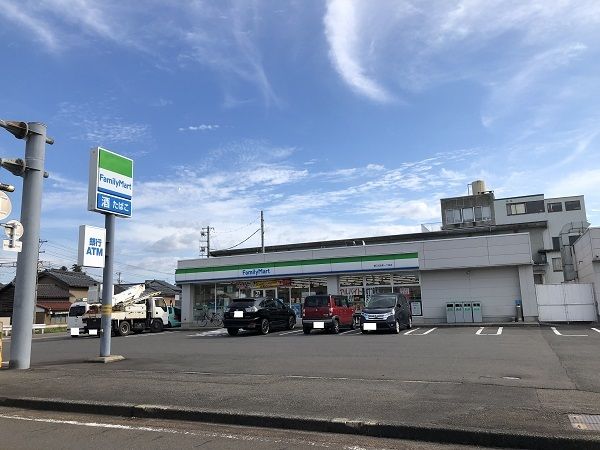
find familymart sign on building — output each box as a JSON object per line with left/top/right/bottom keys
{"left": 88, "top": 147, "right": 133, "bottom": 217}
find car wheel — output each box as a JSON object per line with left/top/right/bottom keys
{"left": 259, "top": 318, "right": 270, "bottom": 335}
{"left": 227, "top": 328, "right": 239, "bottom": 336}
{"left": 394, "top": 320, "right": 400, "bottom": 334}
{"left": 407, "top": 316, "right": 412, "bottom": 329}
{"left": 303, "top": 326, "right": 311, "bottom": 335}
{"left": 287, "top": 315, "right": 295, "bottom": 330}
{"left": 117, "top": 321, "right": 131, "bottom": 337}
{"left": 331, "top": 319, "right": 340, "bottom": 334}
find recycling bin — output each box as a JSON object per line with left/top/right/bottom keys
{"left": 463, "top": 302, "right": 473, "bottom": 323}
{"left": 446, "top": 303, "right": 456, "bottom": 323}
{"left": 472, "top": 302, "right": 483, "bottom": 322}
{"left": 454, "top": 302, "right": 464, "bottom": 323}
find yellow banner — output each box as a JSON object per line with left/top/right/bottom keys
{"left": 101, "top": 305, "right": 112, "bottom": 315}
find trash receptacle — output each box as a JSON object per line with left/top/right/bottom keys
{"left": 472, "top": 302, "right": 483, "bottom": 322}
{"left": 446, "top": 303, "right": 456, "bottom": 323}
{"left": 454, "top": 302, "right": 464, "bottom": 323}
{"left": 463, "top": 302, "right": 473, "bottom": 323}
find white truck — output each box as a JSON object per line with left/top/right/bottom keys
{"left": 83, "top": 284, "right": 169, "bottom": 337}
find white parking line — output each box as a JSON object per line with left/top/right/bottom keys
{"left": 339, "top": 329, "right": 360, "bottom": 335}
{"left": 278, "top": 330, "right": 303, "bottom": 336}
{"left": 403, "top": 328, "right": 420, "bottom": 335}
{"left": 476, "top": 327, "right": 503, "bottom": 336}
{"left": 404, "top": 327, "right": 437, "bottom": 336}
{"left": 187, "top": 329, "right": 228, "bottom": 337}
{"left": 551, "top": 327, "right": 588, "bottom": 337}
{"left": 591, "top": 328, "right": 600, "bottom": 334}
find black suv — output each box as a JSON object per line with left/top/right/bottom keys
{"left": 360, "top": 293, "right": 412, "bottom": 334}
{"left": 223, "top": 297, "right": 296, "bottom": 336}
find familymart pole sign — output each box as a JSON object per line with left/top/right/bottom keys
{"left": 88, "top": 147, "right": 133, "bottom": 217}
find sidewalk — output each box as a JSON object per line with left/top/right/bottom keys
{"left": 0, "top": 363, "right": 599, "bottom": 449}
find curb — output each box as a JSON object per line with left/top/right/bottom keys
{"left": 0, "top": 396, "right": 598, "bottom": 450}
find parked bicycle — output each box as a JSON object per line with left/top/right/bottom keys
{"left": 196, "top": 308, "right": 224, "bottom": 327}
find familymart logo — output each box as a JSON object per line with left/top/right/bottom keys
{"left": 97, "top": 148, "right": 133, "bottom": 199}
{"left": 241, "top": 268, "right": 272, "bottom": 277}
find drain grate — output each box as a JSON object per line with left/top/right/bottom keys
{"left": 569, "top": 414, "right": 600, "bottom": 431}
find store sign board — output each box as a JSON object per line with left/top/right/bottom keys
{"left": 77, "top": 225, "right": 106, "bottom": 268}
{"left": 88, "top": 147, "right": 133, "bottom": 218}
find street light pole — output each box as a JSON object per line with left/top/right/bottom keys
{"left": 3, "top": 122, "right": 50, "bottom": 369}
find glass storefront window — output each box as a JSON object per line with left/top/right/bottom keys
{"left": 365, "top": 274, "right": 391, "bottom": 286}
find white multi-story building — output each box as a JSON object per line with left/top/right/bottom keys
{"left": 440, "top": 181, "right": 587, "bottom": 285}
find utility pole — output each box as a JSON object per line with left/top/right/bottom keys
{"left": 261, "top": 210, "right": 265, "bottom": 254}
{"left": 0, "top": 120, "right": 53, "bottom": 370}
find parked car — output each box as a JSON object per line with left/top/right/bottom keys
{"left": 302, "top": 294, "right": 355, "bottom": 334}
{"left": 167, "top": 306, "right": 181, "bottom": 327}
{"left": 223, "top": 297, "right": 296, "bottom": 336}
{"left": 360, "top": 293, "right": 412, "bottom": 334}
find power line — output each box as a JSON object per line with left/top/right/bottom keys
{"left": 216, "top": 228, "right": 261, "bottom": 251}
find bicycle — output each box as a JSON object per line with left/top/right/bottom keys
{"left": 195, "top": 308, "right": 223, "bottom": 327}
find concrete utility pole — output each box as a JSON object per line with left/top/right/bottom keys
{"left": 261, "top": 210, "right": 265, "bottom": 254}
{"left": 0, "top": 120, "right": 53, "bottom": 370}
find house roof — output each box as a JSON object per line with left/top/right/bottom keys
{"left": 37, "top": 284, "right": 70, "bottom": 299}
{"left": 39, "top": 269, "right": 98, "bottom": 288}
{"left": 36, "top": 301, "right": 72, "bottom": 313}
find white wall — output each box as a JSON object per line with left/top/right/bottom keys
{"left": 574, "top": 228, "right": 600, "bottom": 318}
{"left": 420, "top": 267, "right": 521, "bottom": 322}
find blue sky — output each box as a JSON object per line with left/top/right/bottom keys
{"left": 1, "top": 0, "right": 600, "bottom": 285}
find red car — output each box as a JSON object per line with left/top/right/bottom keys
{"left": 302, "top": 294, "right": 355, "bottom": 334}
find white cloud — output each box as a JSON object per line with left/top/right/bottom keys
{"left": 324, "top": 0, "right": 393, "bottom": 103}
{"left": 0, "top": 1, "right": 59, "bottom": 51}
{"left": 178, "top": 124, "right": 220, "bottom": 132}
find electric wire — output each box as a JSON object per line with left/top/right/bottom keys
{"left": 216, "top": 228, "right": 260, "bottom": 251}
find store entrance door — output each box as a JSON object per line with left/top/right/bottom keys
{"left": 252, "top": 289, "right": 277, "bottom": 298}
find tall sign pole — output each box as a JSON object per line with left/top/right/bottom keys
{"left": 87, "top": 147, "right": 133, "bottom": 360}
{"left": 0, "top": 121, "right": 53, "bottom": 370}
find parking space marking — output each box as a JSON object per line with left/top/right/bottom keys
{"left": 404, "top": 327, "right": 437, "bottom": 335}
{"left": 476, "top": 327, "right": 503, "bottom": 336}
{"left": 592, "top": 328, "right": 600, "bottom": 334}
{"left": 278, "top": 330, "right": 303, "bottom": 336}
{"left": 187, "top": 329, "right": 228, "bottom": 337}
{"left": 339, "top": 329, "right": 360, "bottom": 335}
{"left": 551, "top": 326, "right": 588, "bottom": 337}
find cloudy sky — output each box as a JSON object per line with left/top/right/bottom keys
{"left": 1, "top": 0, "right": 600, "bottom": 284}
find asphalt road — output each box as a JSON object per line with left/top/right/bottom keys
{"left": 1, "top": 324, "right": 600, "bottom": 445}
{"left": 0, "top": 407, "right": 487, "bottom": 450}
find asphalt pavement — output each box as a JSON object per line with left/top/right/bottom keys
{"left": 1, "top": 324, "right": 600, "bottom": 448}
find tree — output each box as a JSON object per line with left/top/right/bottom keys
{"left": 71, "top": 264, "right": 82, "bottom": 272}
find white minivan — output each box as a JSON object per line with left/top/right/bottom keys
{"left": 68, "top": 301, "right": 90, "bottom": 336}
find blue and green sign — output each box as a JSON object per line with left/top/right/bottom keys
{"left": 88, "top": 147, "right": 133, "bottom": 217}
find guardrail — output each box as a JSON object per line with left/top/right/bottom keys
{"left": 1, "top": 324, "right": 67, "bottom": 337}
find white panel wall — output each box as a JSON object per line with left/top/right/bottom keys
{"left": 574, "top": 228, "right": 600, "bottom": 318}
{"left": 420, "top": 267, "right": 521, "bottom": 322}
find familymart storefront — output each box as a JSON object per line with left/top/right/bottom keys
{"left": 175, "top": 249, "right": 422, "bottom": 326}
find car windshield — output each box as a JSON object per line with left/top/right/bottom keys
{"left": 365, "top": 295, "right": 397, "bottom": 309}
{"left": 68, "top": 306, "right": 86, "bottom": 317}
{"left": 304, "top": 296, "right": 328, "bottom": 307}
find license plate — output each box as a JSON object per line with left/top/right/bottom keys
{"left": 234, "top": 311, "right": 243, "bottom": 318}
{"left": 313, "top": 321, "right": 324, "bottom": 329}
{"left": 89, "top": 329, "right": 98, "bottom": 335}
{"left": 363, "top": 323, "right": 376, "bottom": 331}
{"left": 70, "top": 328, "right": 79, "bottom": 336}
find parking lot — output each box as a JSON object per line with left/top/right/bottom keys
{"left": 2, "top": 324, "right": 600, "bottom": 442}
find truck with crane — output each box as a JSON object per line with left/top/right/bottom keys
{"left": 83, "top": 284, "right": 169, "bottom": 336}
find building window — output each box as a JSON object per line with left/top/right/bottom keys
{"left": 507, "top": 203, "right": 526, "bottom": 215}
{"left": 445, "top": 209, "right": 461, "bottom": 224}
{"left": 547, "top": 202, "right": 562, "bottom": 213}
{"left": 552, "top": 237, "right": 560, "bottom": 251}
{"left": 507, "top": 200, "right": 545, "bottom": 215}
{"left": 474, "top": 206, "right": 491, "bottom": 221}
{"left": 565, "top": 200, "right": 581, "bottom": 211}
{"left": 462, "top": 207, "right": 474, "bottom": 222}
{"left": 568, "top": 235, "right": 579, "bottom": 245}
{"left": 552, "top": 257, "right": 563, "bottom": 272}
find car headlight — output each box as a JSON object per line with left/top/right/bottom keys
{"left": 361, "top": 312, "right": 368, "bottom": 318}
{"left": 384, "top": 311, "right": 395, "bottom": 319}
